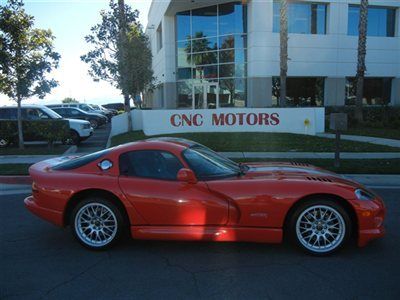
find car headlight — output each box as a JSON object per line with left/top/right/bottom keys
{"left": 81, "top": 123, "right": 90, "bottom": 129}
{"left": 355, "top": 189, "right": 375, "bottom": 201}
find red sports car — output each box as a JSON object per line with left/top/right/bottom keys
{"left": 24, "top": 138, "right": 385, "bottom": 255}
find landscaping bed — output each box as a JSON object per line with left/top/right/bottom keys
{"left": 111, "top": 131, "right": 399, "bottom": 152}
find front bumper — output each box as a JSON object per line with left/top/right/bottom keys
{"left": 80, "top": 128, "right": 93, "bottom": 139}
{"left": 24, "top": 195, "right": 63, "bottom": 227}
{"left": 352, "top": 197, "right": 386, "bottom": 247}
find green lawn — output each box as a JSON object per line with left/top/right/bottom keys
{"left": 1, "top": 159, "right": 399, "bottom": 175}
{"left": 0, "top": 144, "right": 69, "bottom": 156}
{"left": 111, "top": 131, "right": 400, "bottom": 152}
{"left": 0, "top": 164, "right": 33, "bottom": 175}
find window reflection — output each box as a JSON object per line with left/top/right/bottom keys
{"left": 273, "top": 2, "right": 327, "bottom": 34}
{"left": 175, "top": 1, "right": 247, "bottom": 108}
{"left": 192, "top": 6, "right": 218, "bottom": 38}
{"left": 272, "top": 77, "right": 325, "bottom": 107}
{"left": 345, "top": 78, "right": 392, "bottom": 105}
{"left": 348, "top": 5, "right": 396, "bottom": 37}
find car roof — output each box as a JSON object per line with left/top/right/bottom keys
{"left": 0, "top": 104, "right": 48, "bottom": 109}
{"left": 144, "top": 137, "right": 201, "bottom": 148}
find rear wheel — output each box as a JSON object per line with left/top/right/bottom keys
{"left": 289, "top": 199, "right": 351, "bottom": 256}
{"left": 71, "top": 198, "right": 124, "bottom": 250}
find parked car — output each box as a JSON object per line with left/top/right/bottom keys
{"left": 0, "top": 105, "right": 92, "bottom": 145}
{"left": 103, "top": 102, "right": 125, "bottom": 112}
{"left": 24, "top": 138, "right": 385, "bottom": 255}
{"left": 49, "top": 107, "right": 107, "bottom": 129}
{"left": 89, "top": 104, "right": 115, "bottom": 120}
{"left": 47, "top": 103, "right": 110, "bottom": 120}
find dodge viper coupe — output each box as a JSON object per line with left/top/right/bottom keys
{"left": 24, "top": 138, "right": 385, "bottom": 255}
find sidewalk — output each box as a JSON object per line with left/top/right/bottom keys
{"left": 317, "top": 133, "right": 400, "bottom": 148}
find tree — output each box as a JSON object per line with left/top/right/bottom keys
{"left": 62, "top": 97, "right": 79, "bottom": 103}
{"left": 279, "top": 0, "right": 289, "bottom": 107}
{"left": 355, "top": 0, "right": 368, "bottom": 123}
{"left": 81, "top": 0, "right": 153, "bottom": 131}
{"left": 0, "top": 0, "right": 60, "bottom": 149}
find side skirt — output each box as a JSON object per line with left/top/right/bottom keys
{"left": 131, "top": 226, "right": 282, "bottom": 244}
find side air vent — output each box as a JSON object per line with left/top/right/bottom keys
{"left": 291, "top": 162, "right": 310, "bottom": 167}
{"left": 306, "top": 176, "right": 333, "bottom": 183}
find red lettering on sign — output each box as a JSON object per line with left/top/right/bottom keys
{"left": 258, "top": 113, "right": 269, "bottom": 125}
{"left": 193, "top": 114, "right": 203, "bottom": 126}
{"left": 212, "top": 113, "right": 225, "bottom": 126}
{"left": 270, "top": 113, "right": 280, "bottom": 125}
{"left": 246, "top": 113, "right": 257, "bottom": 125}
{"left": 237, "top": 113, "right": 245, "bottom": 125}
{"left": 225, "top": 113, "right": 236, "bottom": 126}
{"left": 170, "top": 114, "right": 181, "bottom": 127}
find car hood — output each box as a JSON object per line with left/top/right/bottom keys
{"left": 242, "top": 162, "right": 362, "bottom": 188}
{"left": 65, "top": 118, "right": 90, "bottom": 125}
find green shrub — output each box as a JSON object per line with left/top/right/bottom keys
{"left": 325, "top": 106, "right": 400, "bottom": 129}
{"left": 0, "top": 120, "right": 70, "bottom": 147}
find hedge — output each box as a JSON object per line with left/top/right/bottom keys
{"left": 0, "top": 119, "right": 70, "bottom": 146}
{"left": 325, "top": 106, "right": 400, "bottom": 129}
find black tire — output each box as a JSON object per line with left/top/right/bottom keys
{"left": 0, "top": 138, "right": 10, "bottom": 148}
{"left": 70, "top": 197, "right": 125, "bottom": 250}
{"left": 288, "top": 199, "right": 352, "bottom": 256}
{"left": 69, "top": 130, "right": 80, "bottom": 145}
{"left": 89, "top": 119, "right": 98, "bottom": 129}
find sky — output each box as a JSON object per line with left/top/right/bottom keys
{"left": 0, "top": 0, "right": 152, "bottom": 106}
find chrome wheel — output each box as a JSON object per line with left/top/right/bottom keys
{"left": 296, "top": 205, "right": 346, "bottom": 253}
{"left": 74, "top": 203, "right": 118, "bottom": 248}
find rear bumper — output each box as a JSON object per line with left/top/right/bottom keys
{"left": 24, "top": 195, "right": 63, "bottom": 227}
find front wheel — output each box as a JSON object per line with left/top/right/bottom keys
{"left": 289, "top": 199, "right": 352, "bottom": 256}
{"left": 71, "top": 198, "right": 124, "bottom": 250}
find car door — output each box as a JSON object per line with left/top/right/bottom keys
{"left": 118, "top": 150, "right": 229, "bottom": 226}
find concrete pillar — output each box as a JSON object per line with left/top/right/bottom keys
{"left": 324, "top": 77, "right": 346, "bottom": 106}
{"left": 391, "top": 78, "right": 400, "bottom": 106}
{"left": 164, "top": 82, "right": 177, "bottom": 109}
{"left": 247, "top": 77, "right": 272, "bottom": 108}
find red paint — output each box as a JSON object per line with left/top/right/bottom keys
{"left": 24, "top": 140, "right": 385, "bottom": 248}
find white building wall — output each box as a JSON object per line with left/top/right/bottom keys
{"left": 147, "top": 0, "right": 400, "bottom": 108}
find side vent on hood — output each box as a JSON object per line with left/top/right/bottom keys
{"left": 291, "top": 162, "right": 310, "bottom": 167}
{"left": 306, "top": 176, "right": 333, "bottom": 183}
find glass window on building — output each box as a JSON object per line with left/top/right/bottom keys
{"left": 348, "top": 6, "right": 396, "bottom": 37}
{"left": 175, "top": 2, "right": 247, "bottom": 109}
{"left": 273, "top": 2, "right": 327, "bottom": 34}
{"left": 345, "top": 77, "right": 392, "bottom": 105}
{"left": 272, "top": 77, "right": 325, "bottom": 107}
{"left": 156, "top": 23, "right": 163, "bottom": 51}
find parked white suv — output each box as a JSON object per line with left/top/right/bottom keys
{"left": 0, "top": 105, "right": 93, "bottom": 145}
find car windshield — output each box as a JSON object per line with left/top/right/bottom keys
{"left": 183, "top": 146, "right": 241, "bottom": 179}
{"left": 42, "top": 107, "right": 62, "bottom": 119}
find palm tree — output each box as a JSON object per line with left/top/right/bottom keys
{"left": 279, "top": 0, "right": 288, "bottom": 107}
{"left": 355, "top": 0, "right": 368, "bottom": 123}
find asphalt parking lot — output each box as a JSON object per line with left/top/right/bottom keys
{"left": 1, "top": 188, "right": 399, "bottom": 300}
{"left": 76, "top": 122, "right": 110, "bottom": 153}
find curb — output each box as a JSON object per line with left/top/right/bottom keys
{"left": 0, "top": 176, "right": 32, "bottom": 185}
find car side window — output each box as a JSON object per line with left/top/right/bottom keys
{"left": 119, "top": 150, "right": 184, "bottom": 180}
{"left": 71, "top": 109, "right": 79, "bottom": 115}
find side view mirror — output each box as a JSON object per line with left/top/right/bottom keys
{"left": 177, "top": 168, "right": 197, "bottom": 184}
